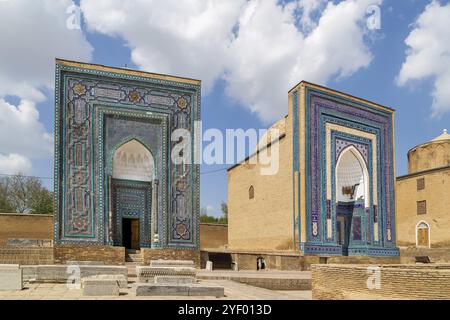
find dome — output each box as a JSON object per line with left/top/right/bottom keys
{"left": 408, "top": 129, "right": 450, "bottom": 174}
{"left": 431, "top": 129, "right": 450, "bottom": 142}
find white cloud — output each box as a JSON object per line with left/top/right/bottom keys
{"left": 225, "top": 0, "right": 379, "bottom": 122}
{"left": 397, "top": 1, "right": 450, "bottom": 117}
{"left": 297, "top": 0, "right": 328, "bottom": 32}
{"left": 81, "top": 0, "right": 380, "bottom": 123}
{"left": 80, "top": 0, "right": 246, "bottom": 92}
{"left": 0, "top": 0, "right": 93, "bottom": 97}
{"left": 0, "top": 154, "right": 32, "bottom": 175}
{"left": 0, "top": 0, "right": 93, "bottom": 172}
{"left": 0, "top": 99, "right": 53, "bottom": 159}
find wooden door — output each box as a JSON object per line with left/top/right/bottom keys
{"left": 417, "top": 227, "right": 429, "bottom": 247}
{"left": 131, "top": 219, "right": 140, "bottom": 250}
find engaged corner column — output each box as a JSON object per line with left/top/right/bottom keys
{"left": 108, "top": 175, "right": 114, "bottom": 245}
{"left": 151, "top": 179, "right": 159, "bottom": 246}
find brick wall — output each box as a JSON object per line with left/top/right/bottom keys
{"left": 231, "top": 252, "right": 302, "bottom": 271}
{"left": 228, "top": 119, "right": 294, "bottom": 251}
{"left": 312, "top": 264, "right": 450, "bottom": 300}
{"left": 200, "top": 223, "right": 228, "bottom": 250}
{"left": 396, "top": 167, "right": 450, "bottom": 248}
{"left": 231, "top": 252, "right": 400, "bottom": 271}
{"left": 141, "top": 248, "right": 201, "bottom": 267}
{"left": 0, "top": 247, "right": 54, "bottom": 265}
{"left": 54, "top": 245, "right": 125, "bottom": 265}
{"left": 0, "top": 213, "right": 53, "bottom": 245}
{"left": 400, "top": 247, "right": 450, "bottom": 263}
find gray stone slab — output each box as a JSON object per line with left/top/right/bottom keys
{"left": 136, "top": 266, "right": 196, "bottom": 283}
{"left": 67, "top": 261, "right": 105, "bottom": 265}
{"left": 154, "top": 276, "right": 196, "bottom": 284}
{"left": 22, "top": 265, "right": 127, "bottom": 283}
{"left": 136, "top": 283, "right": 189, "bottom": 296}
{"left": 135, "top": 283, "right": 224, "bottom": 297}
{"left": 187, "top": 284, "right": 224, "bottom": 297}
{"left": 0, "top": 264, "right": 23, "bottom": 291}
{"left": 82, "top": 278, "right": 120, "bottom": 296}
{"left": 150, "top": 260, "right": 195, "bottom": 268}
{"left": 82, "top": 274, "right": 128, "bottom": 288}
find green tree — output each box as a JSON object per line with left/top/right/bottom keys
{"left": 1, "top": 174, "right": 53, "bottom": 214}
{"left": 29, "top": 188, "right": 53, "bottom": 214}
{"left": 220, "top": 201, "right": 228, "bottom": 220}
{"left": 0, "top": 179, "right": 13, "bottom": 212}
{"left": 199, "top": 205, "right": 227, "bottom": 225}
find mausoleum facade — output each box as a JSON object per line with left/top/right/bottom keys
{"left": 53, "top": 60, "right": 200, "bottom": 263}
{"left": 228, "top": 81, "right": 399, "bottom": 257}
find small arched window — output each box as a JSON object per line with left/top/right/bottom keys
{"left": 249, "top": 186, "right": 254, "bottom": 200}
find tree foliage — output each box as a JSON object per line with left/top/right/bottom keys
{"left": 0, "top": 174, "right": 53, "bottom": 214}
{"left": 200, "top": 203, "right": 228, "bottom": 225}
{"left": 220, "top": 201, "right": 228, "bottom": 219}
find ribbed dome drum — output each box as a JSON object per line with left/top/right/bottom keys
{"left": 408, "top": 129, "right": 450, "bottom": 174}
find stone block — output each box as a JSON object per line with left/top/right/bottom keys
{"left": 82, "top": 274, "right": 128, "bottom": 288}
{"left": 136, "top": 283, "right": 189, "bottom": 296}
{"left": 0, "top": 264, "right": 23, "bottom": 291}
{"left": 81, "top": 278, "right": 120, "bottom": 296}
{"left": 136, "top": 266, "right": 196, "bottom": 283}
{"left": 187, "top": 284, "right": 225, "bottom": 297}
{"left": 150, "top": 259, "right": 195, "bottom": 268}
{"left": 22, "top": 265, "right": 128, "bottom": 283}
{"left": 154, "top": 276, "right": 196, "bottom": 284}
{"left": 135, "top": 283, "right": 224, "bottom": 297}
{"left": 67, "top": 261, "right": 105, "bottom": 265}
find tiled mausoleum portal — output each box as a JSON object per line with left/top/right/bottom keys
{"left": 292, "top": 82, "right": 399, "bottom": 256}
{"left": 228, "top": 81, "right": 399, "bottom": 258}
{"left": 53, "top": 60, "right": 200, "bottom": 261}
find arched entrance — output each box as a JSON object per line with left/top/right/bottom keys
{"left": 416, "top": 221, "right": 430, "bottom": 248}
{"left": 111, "top": 139, "right": 155, "bottom": 250}
{"left": 335, "top": 146, "right": 369, "bottom": 255}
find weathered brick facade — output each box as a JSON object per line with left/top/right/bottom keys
{"left": 0, "top": 247, "right": 54, "bottom": 265}
{"left": 54, "top": 245, "right": 125, "bottom": 265}
{"left": 228, "top": 121, "right": 294, "bottom": 251}
{"left": 200, "top": 223, "right": 228, "bottom": 250}
{"left": 0, "top": 213, "right": 52, "bottom": 245}
{"left": 396, "top": 166, "right": 450, "bottom": 248}
{"left": 312, "top": 264, "right": 450, "bottom": 300}
{"left": 231, "top": 252, "right": 399, "bottom": 271}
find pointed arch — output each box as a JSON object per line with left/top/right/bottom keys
{"left": 335, "top": 145, "right": 370, "bottom": 207}
{"left": 249, "top": 185, "right": 255, "bottom": 200}
{"left": 112, "top": 139, "right": 155, "bottom": 182}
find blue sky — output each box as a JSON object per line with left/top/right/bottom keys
{"left": 1, "top": 0, "right": 450, "bottom": 217}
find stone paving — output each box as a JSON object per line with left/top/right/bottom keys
{"left": 0, "top": 279, "right": 312, "bottom": 300}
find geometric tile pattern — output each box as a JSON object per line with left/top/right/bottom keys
{"left": 292, "top": 85, "right": 399, "bottom": 257}
{"left": 54, "top": 61, "right": 200, "bottom": 249}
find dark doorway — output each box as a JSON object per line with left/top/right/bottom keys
{"left": 122, "top": 218, "right": 140, "bottom": 250}
{"left": 207, "top": 253, "right": 233, "bottom": 270}
{"left": 336, "top": 202, "right": 354, "bottom": 256}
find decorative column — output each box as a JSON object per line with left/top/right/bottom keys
{"left": 108, "top": 175, "right": 114, "bottom": 245}
{"left": 151, "top": 179, "right": 159, "bottom": 247}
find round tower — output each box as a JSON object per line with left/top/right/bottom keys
{"left": 408, "top": 129, "right": 450, "bottom": 174}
